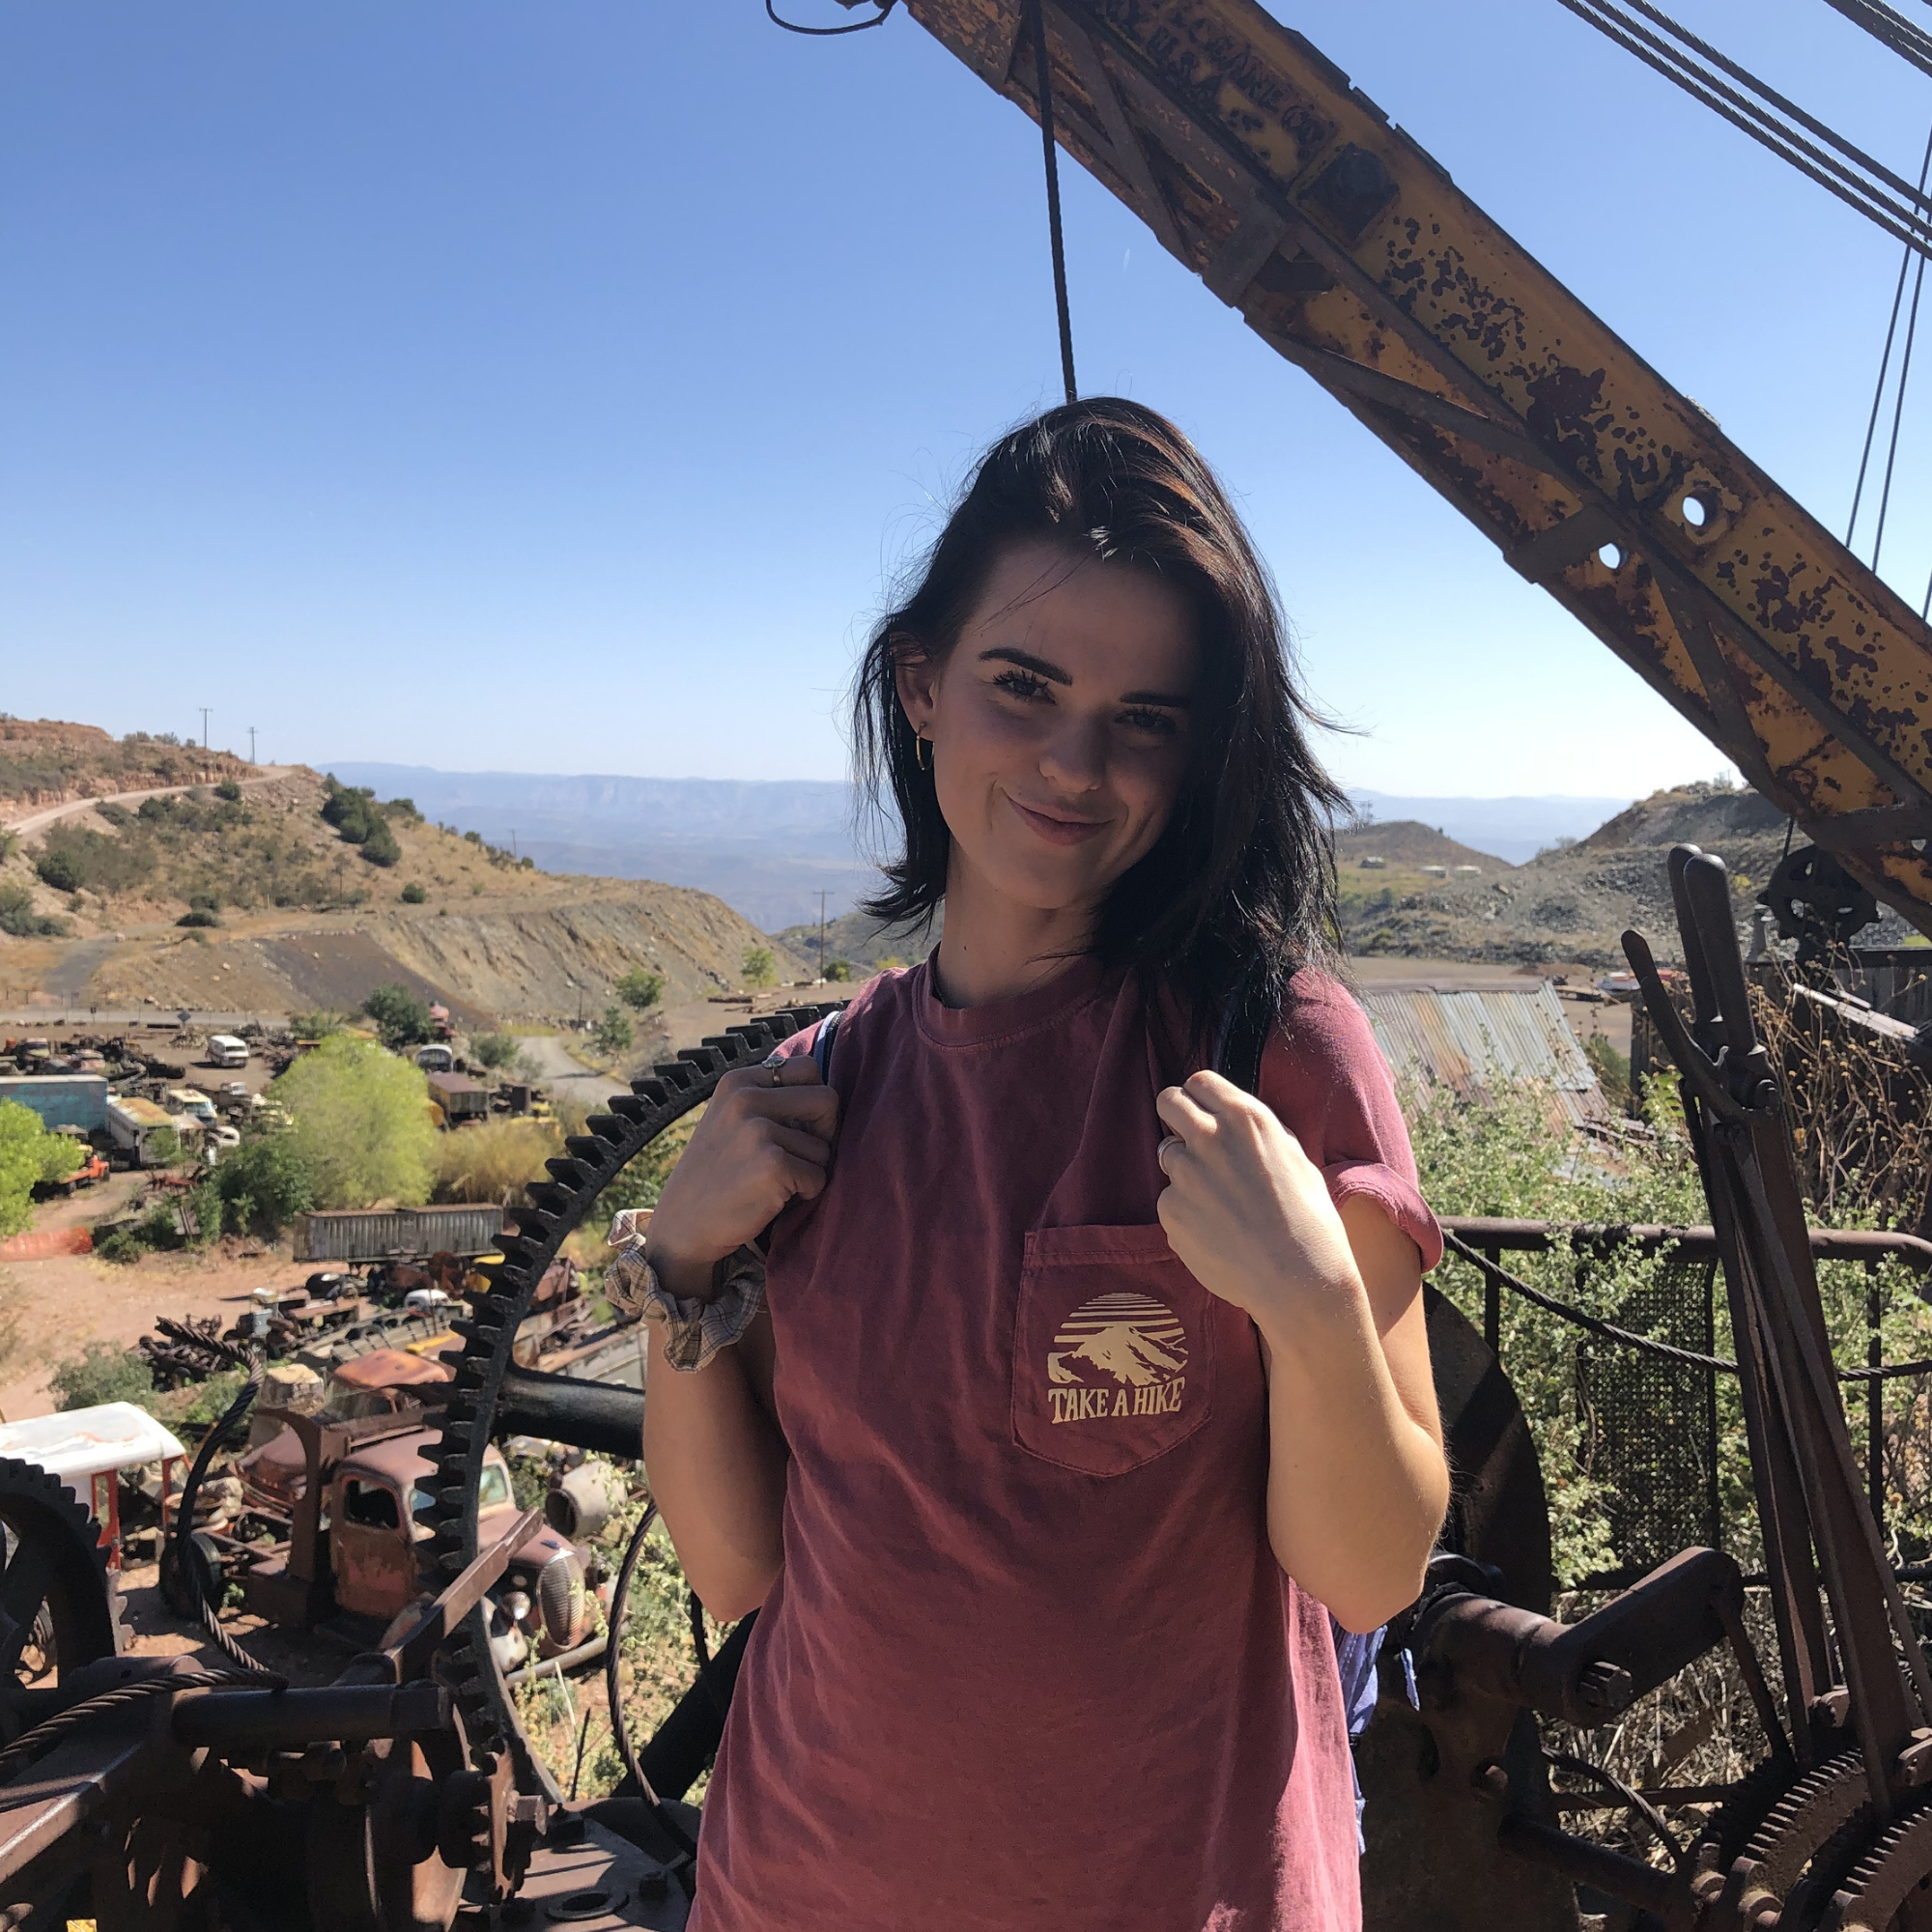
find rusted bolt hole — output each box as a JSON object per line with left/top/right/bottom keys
{"left": 1596, "top": 542, "right": 1625, "bottom": 571}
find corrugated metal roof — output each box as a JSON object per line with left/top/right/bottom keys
{"left": 1358, "top": 981, "right": 1609, "bottom": 1127}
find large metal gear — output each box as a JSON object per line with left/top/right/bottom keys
{"left": 0, "top": 1453, "right": 125, "bottom": 1718}
{"left": 421, "top": 1006, "right": 843, "bottom": 1804}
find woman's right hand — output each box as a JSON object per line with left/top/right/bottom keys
{"left": 644, "top": 1056, "right": 839, "bottom": 1299}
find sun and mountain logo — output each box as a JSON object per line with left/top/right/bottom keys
{"left": 1045, "top": 1292, "right": 1188, "bottom": 1425}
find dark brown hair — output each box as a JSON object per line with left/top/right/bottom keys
{"left": 852, "top": 397, "right": 1343, "bottom": 1032}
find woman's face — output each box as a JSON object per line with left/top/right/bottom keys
{"left": 895, "top": 541, "right": 1203, "bottom": 919}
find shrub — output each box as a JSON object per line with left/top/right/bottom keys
{"left": 49, "top": 1341, "right": 154, "bottom": 1412}
{"left": 0, "top": 884, "right": 67, "bottom": 939}
{"left": 615, "top": 968, "right": 665, "bottom": 1011}
{"left": 823, "top": 959, "right": 851, "bottom": 982}
{"left": 1582, "top": 1033, "right": 1632, "bottom": 1110}
{"left": 469, "top": 1033, "right": 526, "bottom": 1072}
{"left": 143, "top": 1127, "right": 183, "bottom": 1169}
{"left": 362, "top": 983, "right": 434, "bottom": 1049}
{"left": 593, "top": 1007, "right": 634, "bottom": 1056}
{"left": 290, "top": 1009, "right": 345, "bottom": 1040}
{"left": 359, "top": 817, "right": 402, "bottom": 867}
{"left": 177, "top": 908, "right": 221, "bottom": 928}
{"left": 213, "top": 780, "right": 243, "bottom": 802}
{"left": 0, "top": 1101, "right": 85, "bottom": 1237}
{"left": 34, "top": 849, "right": 83, "bottom": 894}
{"left": 742, "top": 947, "right": 776, "bottom": 989}
{"left": 400, "top": 882, "right": 428, "bottom": 904}
{"left": 272, "top": 1034, "right": 434, "bottom": 1208}
{"left": 205, "top": 1131, "right": 314, "bottom": 1236}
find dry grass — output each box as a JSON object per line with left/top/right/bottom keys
{"left": 429, "top": 1118, "right": 562, "bottom": 1206}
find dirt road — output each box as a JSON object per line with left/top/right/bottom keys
{"left": 2, "top": 769, "right": 298, "bottom": 840}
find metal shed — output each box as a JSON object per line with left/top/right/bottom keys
{"left": 1356, "top": 980, "right": 1609, "bottom": 1127}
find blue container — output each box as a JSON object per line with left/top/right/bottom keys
{"left": 0, "top": 1075, "right": 109, "bottom": 1134}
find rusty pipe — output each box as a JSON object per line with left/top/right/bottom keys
{"left": 1418, "top": 1548, "right": 1743, "bottom": 1727}
{"left": 170, "top": 1681, "right": 448, "bottom": 1749}
{"left": 1497, "top": 1815, "right": 1677, "bottom": 1916}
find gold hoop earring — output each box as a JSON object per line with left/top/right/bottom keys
{"left": 914, "top": 735, "right": 927, "bottom": 771}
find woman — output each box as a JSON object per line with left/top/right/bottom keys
{"left": 629, "top": 399, "right": 1449, "bottom": 1930}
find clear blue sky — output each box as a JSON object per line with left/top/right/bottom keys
{"left": 3, "top": 0, "right": 1927, "bottom": 797}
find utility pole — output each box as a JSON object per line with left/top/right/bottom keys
{"left": 247, "top": 726, "right": 257, "bottom": 765}
{"left": 198, "top": 707, "right": 212, "bottom": 751}
{"left": 510, "top": 829, "right": 518, "bottom": 860}
{"left": 816, "top": 891, "right": 828, "bottom": 981}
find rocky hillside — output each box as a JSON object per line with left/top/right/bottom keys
{"left": 1, "top": 730, "right": 808, "bottom": 1018}
{"left": 1341, "top": 781, "right": 1920, "bottom": 965}
{"left": 0, "top": 718, "right": 251, "bottom": 809}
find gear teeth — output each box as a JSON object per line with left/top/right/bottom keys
{"left": 652, "top": 1062, "right": 696, "bottom": 1091}
{"left": 677, "top": 1047, "right": 723, "bottom": 1075}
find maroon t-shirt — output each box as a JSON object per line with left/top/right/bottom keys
{"left": 685, "top": 955, "right": 1439, "bottom": 1932}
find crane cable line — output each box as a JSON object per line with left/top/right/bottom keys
{"left": 1820, "top": 0, "right": 1932, "bottom": 78}
{"left": 1024, "top": 0, "right": 1079, "bottom": 404}
{"left": 1556, "top": 0, "right": 1932, "bottom": 259}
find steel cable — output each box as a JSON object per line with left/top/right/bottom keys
{"left": 603, "top": 1501, "right": 699, "bottom": 1868}
{"left": 0, "top": 1670, "right": 256, "bottom": 1785}
{"left": 1819, "top": 0, "right": 1932, "bottom": 78}
{"left": 1847, "top": 126, "right": 1932, "bottom": 553}
{"left": 1443, "top": 1231, "right": 1932, "bottom": 1381}
{"left": 1556, "top": 0, "right": 1932, "bottom": 258}
{"left": 763, "top": 0, "right": 894, "bottom": 34}
{"left": 1024, "top": 0, "right": 1078, "bottom": 405}
{"left": 166, "top": 1354, "right": 285, "bottom": 1683}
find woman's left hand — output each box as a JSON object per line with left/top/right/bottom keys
{"left": 1154, "top": 1069, "right": 1359, "bottom": 1321}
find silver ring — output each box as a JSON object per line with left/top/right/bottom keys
{"left": 771, "top": 1064, "right": 784, "bottom": 1086}
{"left": 1156, "top": 1134, "right": 1183, "bottom": 1172}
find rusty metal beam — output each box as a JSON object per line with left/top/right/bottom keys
{"left": 903, "top": 0, "right": 1932, "bottom": 940}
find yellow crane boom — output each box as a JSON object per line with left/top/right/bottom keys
{"left": 900, "top": 0, "right": 1932, "bottom": 938}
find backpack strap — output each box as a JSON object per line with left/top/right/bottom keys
{"left": 810, "top": 1008, "right": 843, "bottom": 1082}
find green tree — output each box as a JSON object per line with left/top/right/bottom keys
{"left": 615, "top": 968, "right": 665, "bottom": 1011}
{"left": 206, "top": 1131, "right": 315, "bottom": 1236}
{"left": 272, "top": 1035, "right": 435, "bottom": 1209}
{"left": 400, "top": 881, "right": 428, "bottom": 904}
{"left": 213, "top": 779, "right": 243, "bottom": 802}
{"left": 594, "top": 1007, "right": 634, "bottom": 1056}
{"left": 362, "top": 983, "right": 434, "bottom": 1049}
{"left": 823, "top": 959, "right": 852, "bottom": 982}
{"left": 469, "top": 1033, "right": 526, "bottom": 1072}
{"left": 742, "top": 947, "right": 776, "bottom": 989}
{"left": 0, "top": 1102, "right": 84, "bottom": 1237}
{"left": 34, "top": 849, "right": 83, "bottom": 894}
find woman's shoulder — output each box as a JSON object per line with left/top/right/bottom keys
{"left": 771, "top": 961, "right": 918, "bottom": 1062}
{"left": 1256, "top": 967, "right": 1402, "bottom": 1149}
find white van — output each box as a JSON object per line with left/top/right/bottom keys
{"left": 207, "top": 1035, "right": 249, "bottom": 1068}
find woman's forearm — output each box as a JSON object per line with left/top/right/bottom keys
{"left": 642, "top": 1321, "right": 789, "bottom": 1622}
{"left": 1252, "top": 1277, "right": 1447, "bottom": 1634}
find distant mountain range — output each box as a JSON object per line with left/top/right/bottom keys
{"left": 321, "top": 763, "right": 1634, "bottom": 929}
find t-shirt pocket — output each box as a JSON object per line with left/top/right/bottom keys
{"left": 1010, "top": 1223, "right": 1215, "bottom": 1477}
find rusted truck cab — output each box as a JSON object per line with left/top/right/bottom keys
{"left": 234, "top": 1406, "right": 590, "bottom": 1661}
